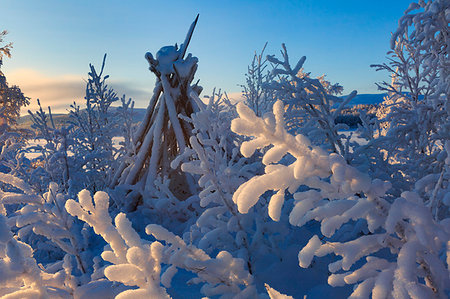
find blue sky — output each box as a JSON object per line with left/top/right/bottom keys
{"left": 2, "top": 0, "right": 414, "bottom": 113}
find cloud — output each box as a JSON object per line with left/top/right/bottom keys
{"left": 6, "top": 68, "right": 243, "bottom": 116}
{"left": 6, "top": 69, "right": 85, "bottom": 114}
{"left": 6, "top": 69, "right": 153, "bottom": 115}
{"left": 108, "top": 80, "right": 153, "bottom": 108}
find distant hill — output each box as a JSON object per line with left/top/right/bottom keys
{"left": 17, "top": 113, "right": 68, "bottom": 129}
{"left": 344, "top": 93, "right": 386, "bottom": 106}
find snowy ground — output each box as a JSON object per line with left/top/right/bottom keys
{"left": 339, "top": 130, "right": 368, "bottom": 146}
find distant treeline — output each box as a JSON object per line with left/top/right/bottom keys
{"left": 335, "top": 104, "right": 378, "bottom": 128}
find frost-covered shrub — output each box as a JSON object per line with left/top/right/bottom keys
{"left": 127, "top": 174, "right": 201, "bottom": 235}
{"left": 262, "top": 44, "right": 356, "bottom": 159}
{"left": 26, "top": 55, "right": 126, "bottom": 195}
{"left": 27, "top": 100, "right": 72, "bottom": 192}
{"left": 66, "top": 189, "right": 258, "bottom": 298}
{"left": 241, "top": 43, "right": 277, "bottom": 117}
{"left": 0, "top": 214, "right": 72, "bottom": 298}
{"left": 172, "top": 91, "right": 287, "bottom": 276}
{"left": 366, "top": 0, "right": 449, "bottom": 210}
{"left": 414, "top": 140, "right": 450, "bottom": 220}
{"left": 370, "top": 39, "right": 444, "bottom": 187}
{"left": 393, "top": 0, "right": 449, "bottom": 100}
{"left": 68, "top": 54, "right": 119, "bottom": 192}
{"left": 0, "top": 117, "right": 28, "bottom": 188}
{"left": 0, "top": 111, "right": 79, "bottom": 298}
{"left": 113, "top": 96, "right": 137, "bottom": 174}
{"left": 0, "top": 176, "right": 90, "bottom": 275}
{"left": 231, "top": 100, "right": 450, "bottom": 298}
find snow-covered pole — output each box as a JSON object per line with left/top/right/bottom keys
{"left": 179, "top": 14, "right": 199, "bottom": 60}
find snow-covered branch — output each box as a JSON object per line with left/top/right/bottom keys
{"left": 66, "top": 189, "right": 258, "bottom": 298}
{"left": 231, "top": 100, "right": 450, "bottom": 297}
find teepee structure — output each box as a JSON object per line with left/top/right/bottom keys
{"left": 111, "top": 15, "right": 202, "bottom": 204}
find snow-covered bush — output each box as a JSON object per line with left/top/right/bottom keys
{"left": 414, "top": 139, "right": 450, "bottom": 220}
{"left": 0, "top": 116, "right": 77, "bottom": 298}
{"left": 370, "top": 36, "right": 444, "bottom": 185}
{"left": 65, "top": 189, "right": 258, "bottom": 298}
{"left": 231, "top": 100, "right": 450, "bottom": 298}
{"left": 0, "top": 120, "right": 28, "bottom": 188}
{"left": 367, "top": 0, "right": 449, "bottom": 213}
{"left": 0, "top": 214, "right": 72, "bottom": 298}
{"left": 263, "top": 44, "right": 356, "bottom": 159}
{"left": 241, "top": 43, "right": 277, "bottom": 117}
{"left": 68, "top": 54, "right": 119, "bottom": 192}
{"left": 113, "top": 96, "right": 137, "bottom": 174}
{"left": 0, "top": 175, "right": 90, "bottom": 275}
{"left": 26, "top": 55, "right": 126, "bottom": 195}
{"left": 27, "top": 100, "right": 72, "bottom": 192}
{"left": 171, "top": 90, "right": 288, "bottom": 277}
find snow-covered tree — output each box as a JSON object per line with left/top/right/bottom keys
{"left": 26, "top": 55, "right": 124, "bottom": 194}
{"left": 231, "top": 100, "right": 450, "bottom": 298}
{"left": 263, "top": 44, "right": 356, "bottom": 160}
{"left": 171, "top": 90, "right": 288, "bottom": 276}
{"left": 68, "top": 54, "right": 119, "bottom": 192}
{"left": 241, "top": 43, "right": 277, "bottom": 117}
{"left": 370, "top": 36, "right": 443, "bottom": 183}
{"left": 393, "top": 0, "right": 449, "bottom": 99}
{"left": 368, "top": 0, "right": 449, "bottom": 214}
{"left": 26, "top": 101, "right": 71, "bottom": 192}
{"left": 0, "top": 30, "right": 29, "bottom": 126}
{"left": 0, "top": 30, "right": 13, "bottom": 62}
{"left": 113, "top": 96, "right": 138, "bottom": 172}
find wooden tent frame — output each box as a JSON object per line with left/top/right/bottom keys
{"left": 110, "top": 15, "right": 201, "bottom": 204}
